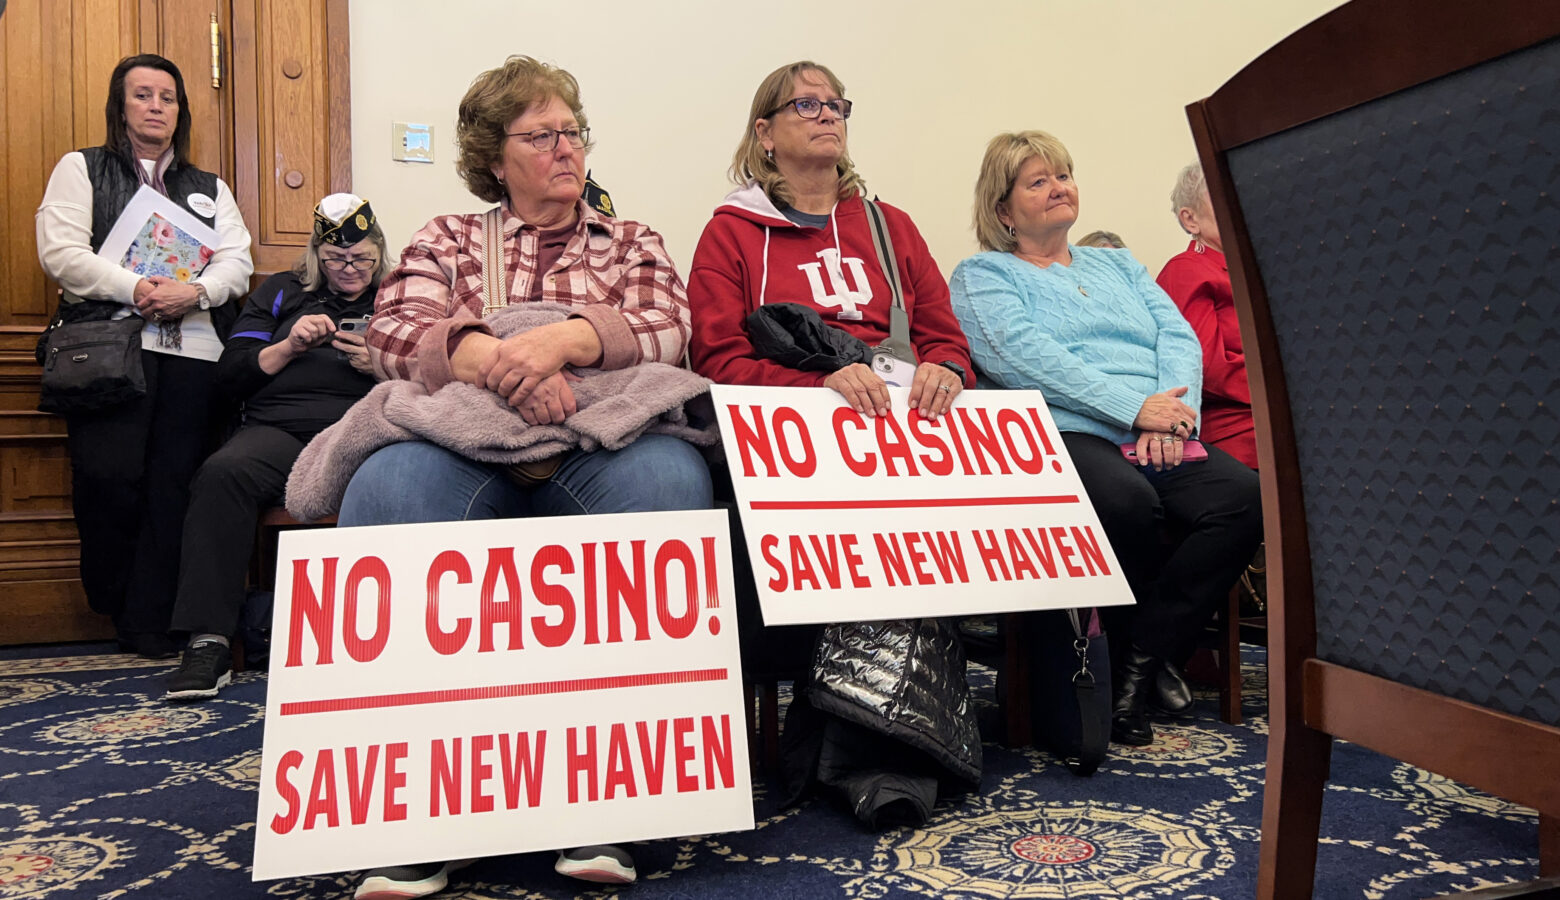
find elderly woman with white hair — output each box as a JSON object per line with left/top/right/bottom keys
{"left": 1156, "top": 161, "right": 1256, "bottom": 470}
{"left": 948, "top": 131, "right": 1262, "bottom": 747}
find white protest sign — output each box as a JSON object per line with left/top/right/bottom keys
{"left": 711, "top": 385, "right": 1134, "bottom": 625}
{"left": 253, "top": 509, "right": 753, "bottom": 881}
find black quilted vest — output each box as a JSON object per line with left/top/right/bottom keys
{"left": 79, "top": 146, "right": 218, "bottom": 251}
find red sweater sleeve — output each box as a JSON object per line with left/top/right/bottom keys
{"left": 1157, "top": 256, "right": 1249, "bottom": 406}
{"left": 688, "top": 217, "right": 828, "bottom": 388}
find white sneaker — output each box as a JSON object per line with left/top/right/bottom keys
{"left": 555, "top": 845, "right": 636, "bottom": 883}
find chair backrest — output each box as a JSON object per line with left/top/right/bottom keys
{"left": 1186, "top": 0, "right": 1560, "bottom": 894}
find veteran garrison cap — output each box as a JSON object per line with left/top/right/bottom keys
{"left": 314, "top": 192, "right": 378, "bottom": 246}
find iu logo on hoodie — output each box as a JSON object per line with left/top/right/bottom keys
{"left": 797, "top": 248, "right": 873, "bottom": 320}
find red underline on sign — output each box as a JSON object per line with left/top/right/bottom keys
{"left": 749, "top": 495, "right": 1080, "bottom": 510}
{"left": 278, "top": 668, "right": 729, "bottom": 717}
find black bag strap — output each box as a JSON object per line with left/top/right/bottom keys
{"left": 1064, "top": 607, "right": 1109, "bottom": 776}
{"left": 862, "top": 198, "right": 915, "bottom": 364}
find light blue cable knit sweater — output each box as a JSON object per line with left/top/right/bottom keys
{"left": 948, "top": 246, "right": 1203, "bottom": 445}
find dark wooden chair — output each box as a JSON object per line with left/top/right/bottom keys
{"left": 1186, "top": 1, "right": 1560, "bottom": 895}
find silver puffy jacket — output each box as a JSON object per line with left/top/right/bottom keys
{"left": 808, "top": 617, "right": 982, "bottom": 786}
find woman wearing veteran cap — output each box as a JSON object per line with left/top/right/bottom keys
{"left": 35, "top": 54, "right": 254, "bottom": 658}
{"left": 162, "top": 193, "right": 388, "bottom": 701}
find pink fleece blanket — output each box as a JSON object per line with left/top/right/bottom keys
{"left": 285, "top": 304, "right": 716, "bottom": 520}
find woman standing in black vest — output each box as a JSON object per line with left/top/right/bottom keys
{"left": 35, "top": 54, "right": 254, "bottom": 657}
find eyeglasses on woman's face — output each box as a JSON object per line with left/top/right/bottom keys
{"left": 505, "top": 126, "right": 590, "bottom": 153}
{"left": 766, "top": 97, "right": 852, "bottom": 120}
{"left": 320, "top": 255, "right": 378, "bottom": 272}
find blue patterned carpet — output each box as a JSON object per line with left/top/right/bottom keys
{"left": 0, "top": 646, "right": 1541, "bottom": 899}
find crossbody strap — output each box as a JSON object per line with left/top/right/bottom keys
{"left": 862, "top": 198, "right": 915, "bottom": 364}
{"left": 481, "top": 206, "right": 506, "bottom": 316}
{"left": 1066, "top": 606, "right": 1108, "bottom": 776}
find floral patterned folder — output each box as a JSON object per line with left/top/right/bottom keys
{"left": 119, "top": 212, "right": 214, "bottom": 282}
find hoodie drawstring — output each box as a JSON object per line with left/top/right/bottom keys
{"left": 759, "top": 226, "right": 771, "bottom": 306}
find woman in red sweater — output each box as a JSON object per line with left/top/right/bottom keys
{"left": 1156, "top": 162, "right": 1257, "bottom": 469}
{"left": 687, "top": 61, "right": 978, "bottom": 830}
{"left": 687, "top": 61, "right": 972, "bottom": 416}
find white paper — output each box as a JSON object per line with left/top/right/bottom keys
{"left": 96, "top": 186, "right": 225, "bottom": 361}
{"left": 252, "top": 509, "right": 754, "bottom": 880}
{"left": 95, "top": 184, "right": 220, "bottom": 265}
{"left": 711, "top": 385, "right": 1136, "bottom": 625}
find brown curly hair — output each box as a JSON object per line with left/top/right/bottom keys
{"left": 456, "top": 55, "right": 592, "bottom": 203}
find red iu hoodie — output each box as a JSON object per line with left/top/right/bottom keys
{"left": 688, "top": 182, "right": 973, "bottom": 388}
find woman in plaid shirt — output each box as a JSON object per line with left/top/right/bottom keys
{"left": 342, "top": 55, "right": 711, "bottom": 900}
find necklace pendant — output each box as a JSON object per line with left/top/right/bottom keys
{"left": 1078, "top": 285, "right": 1088, "bottom": 297}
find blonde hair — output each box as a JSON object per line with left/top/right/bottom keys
{"left": 1076, "top": 230, "right": 1125, "bottom": 249}
{"left": 971, "top": 130, "right": 1076, "bottom": 253}
{"left": 729, "top": 61, "right": 865, "bottom": 207}
{"left": 456, "top": 55, "right": 592, "bottom": 203}
{"left": 293, "top": 229, "right": 392, "bottom": 293}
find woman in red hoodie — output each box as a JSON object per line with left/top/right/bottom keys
{"left": 687, "top": 61, "right": 979, "bottom": 830}
{"left": 688, "top": 61, "right": 972, "bottom": 417}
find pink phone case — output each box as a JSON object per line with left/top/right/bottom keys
{"left": 1121, "top": 440, "right": 1209, "bottom": 462}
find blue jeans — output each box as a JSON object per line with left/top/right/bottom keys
{"left": 338, "top": 435, "right": 714, "bottom": 526}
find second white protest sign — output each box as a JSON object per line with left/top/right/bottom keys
{"left": 712, "top": 385, "right": 1134, "bottom": 625}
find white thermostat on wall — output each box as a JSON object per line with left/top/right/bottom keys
{"left": 392, "top": 122, "right": 434, "bottom": 163}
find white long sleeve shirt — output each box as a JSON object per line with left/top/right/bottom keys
{"left": 35, "top": 151, "right": 254, "bottom": 361}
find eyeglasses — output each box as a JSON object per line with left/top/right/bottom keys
{"left": 505, "top": 126, "right": 590, "bottom": 152}
{"left": 765, "top": 97, "right": 852, "bottom": 120}
{"left": 321, "top": 256, "right": 378, "bottom": 272}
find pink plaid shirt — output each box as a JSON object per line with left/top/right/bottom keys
{"left": 368, "top": 200, "right": 689, "bottom": 389}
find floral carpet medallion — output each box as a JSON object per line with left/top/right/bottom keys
{"left": 0, "top": 647, "right": 1541, "bottom": 898}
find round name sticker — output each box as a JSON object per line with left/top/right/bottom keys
{"left": 187, "top": 192, "right": 218, "bottom": 218}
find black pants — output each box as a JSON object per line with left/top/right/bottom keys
{"left": 65, "top": 351, "right": 216, "bottom": 638}
{"left": 1062, "top": 432, "right": 1262, "bottom": 665}
{"left": 170, "top": 425, "right": 306, "bottom": 637}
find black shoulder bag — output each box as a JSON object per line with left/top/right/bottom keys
{"left": 35, "top": 296, "right": 146, "bottom": 415}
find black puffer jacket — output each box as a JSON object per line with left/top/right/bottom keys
{"left": 782, "top": 617, "right": 981, "bottom": 827}
{"left": 810, "top": 618, "right": 981, "bottom": 785}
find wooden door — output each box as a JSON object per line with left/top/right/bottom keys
{"left": 0, "top": 0, "right": 350, "bottom": 645}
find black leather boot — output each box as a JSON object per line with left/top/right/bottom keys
{"left": 1152, "top": 659, "right": 1194, "bottom": 717}
{"left": 1111, "top": 646, "right": 1158, "bottom": 746}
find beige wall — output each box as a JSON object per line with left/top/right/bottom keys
{"left": 350, "top": 0, "right": 1342, "bottom": 279}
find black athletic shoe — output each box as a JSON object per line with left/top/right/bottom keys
{"left": 355, "top": 862, "right": 451, "bottom": 899}
{"left": 355, "top": 860, "right": 473, "bottom": 899}
{"left": 164, "top": 641, "right": 232, "bottom": 701}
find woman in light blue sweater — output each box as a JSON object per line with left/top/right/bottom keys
{"left": 949, "top": 131, "right": 1262, "bottom": 747}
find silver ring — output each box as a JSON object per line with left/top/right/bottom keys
{"left": 1159, "top": 436, "right": 1175, "bottom": 443}
{"left": 937, "top": 385, "right": 952, "bottom": 393}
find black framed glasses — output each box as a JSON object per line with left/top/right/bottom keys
{"left": 505, "top": 126, "right": 590, "bottom": 152}
{"left": 321, "top": 256, "right": 378, "bottom": 272}
{"left": 765, "top": 97, "right": 852, "bottom": 120}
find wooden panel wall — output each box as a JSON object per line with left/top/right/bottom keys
{"left": 232, "top": 0, "right": 352, "bottom": 274}
{"left": 1, "top": 0, "right": 142, "bottom": 643}
{"left": 0, "top": 0, "right": 350, "bottom": 645}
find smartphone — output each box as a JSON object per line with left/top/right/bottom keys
{"left": 335, "top": 316, "right": 370, "bottom": 361}
{"left": 870, "top": 351, "right": 917, "bottom": 387}
{"left": 1121, "top": 439, "right": 1209, "bottom": 462}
